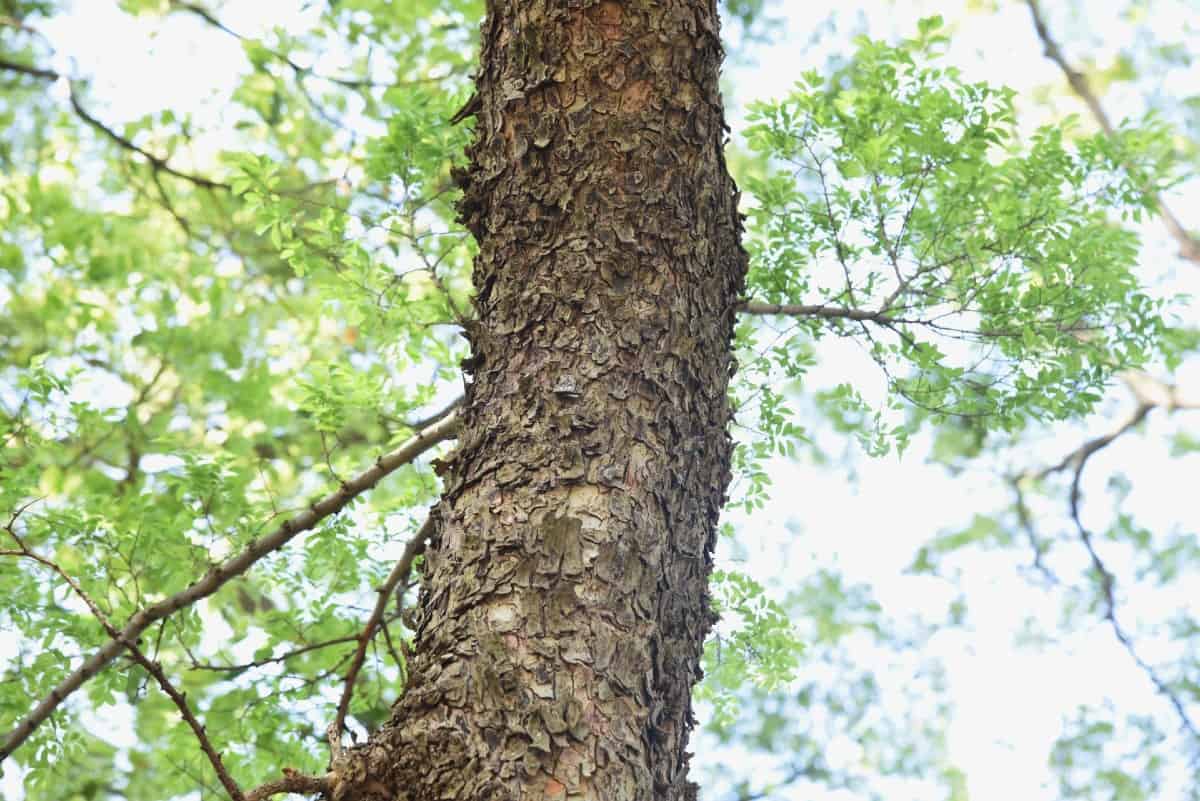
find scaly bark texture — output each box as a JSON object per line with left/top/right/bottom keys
{"left": 334, "top": 1, "right": 746, "bottom": 799}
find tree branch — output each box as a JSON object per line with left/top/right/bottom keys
{"left": 2, "top": 516, "right": 246, "bottom": 799}
{"left": 1065, "top": 424, "right": 1200, "bottom": 744}
{"left": 1014, "top": 376, "right": 1200, "bottom": 743}
{"left": 132, "top": 653, "right": 248, "bottom": 799}
{"left": 66, "top": 86, "right": 230, "bottom": 191}
{"left": 1008, "top": 477, "right": 1059, "bottom": 585}
{"left": 170, "top": 0, "right": 380, "bottom": 90}
{"left": 402, "top": 395, "right": 464, "bottom": 434}
{"left": 0, "top": 56, "right": 231, "bottom": 191}
{"left": 186, "top": 632, "right": 359, "bottom": 674}
{"left": 245, "top": 770, "right": 332, "bottom": 801}
{"left": 0, "top": 411, "right": 459, "bottom": 763}
{"left": 737, "top": 300, "right": 897, "bottom": 323}
{"left": 1036, "top": 402, "right": 1155, "bottom": 482}
{"left": 1024, "top": 0, "right": 1200, "bottom": 264}
{"left": 332, "top": 515, "right": 434, "bottom": 740}
{"left": 1033, "top": 375, "right": 1199, "bottom": 482}
{"left": 0, "top": 55, "right": 58, "bottom": 81}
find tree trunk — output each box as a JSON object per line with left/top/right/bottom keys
{"left": 334, "top": 2, "right": 746, "bottom": 799}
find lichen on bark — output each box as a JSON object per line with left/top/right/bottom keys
{"left": 335, "top": 1, "right": 748, "bottom": 799}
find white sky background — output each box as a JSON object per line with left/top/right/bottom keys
{"left": 2, "top": 1, "right": 1199, "bottom": 800}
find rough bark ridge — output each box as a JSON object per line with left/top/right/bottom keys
{"left": 334, "top": 1, "right": 746, "bottom": 799}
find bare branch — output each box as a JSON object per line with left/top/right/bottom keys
{"left": 1009, "top": 477, "right": 1059, "bottom": 585}
{"left": 403, "top": 395, "right": 464, "bottom": 432}
{"left": 1066, "top": 425, "right": 1200, "bottom": 744}
{"left": 0, "top": 55, "right": 58, "bottom": 81}
{"left": 183, "top": 607, "right": 407, "bottom": 673}
{"left": 170, "top": 0, "right": 415, "bottom": 91}
{"left": 187, "top": 634, "right": 356, "bottom": 674}
{"left": 132, "top": 655, "right": 248, "bottom": 799}
{"left": 0, "top": 411, "right": 459, "bottom": 763}
{"left": 66, "top": 86, "right": 230, "bottom": 191}
{"left": 1121, "top": 372, "right": 1200, "bottom": 412}
{"left": 1024, "top": 0, "right": 1200, "bottom": 264}
{"left": 1012, "top": 374, "right": 1200, "bottom": 742}
{"left": 1036, "top": 402, "right": 1155, "bottom": 482}
{"left": 245, "top": 769, "right": 332, "bottom": 801}
{"left": 1034, "top": 375, "right": 1199, "bottom": 483}
{"left": 332, "top": 515, "right": 434, "bottom": 741}
{"left": 0, "top": 56, "right": 231, "bottom": 191}
{"left": 737, "top": 300, "right": 896, "bottom": 323}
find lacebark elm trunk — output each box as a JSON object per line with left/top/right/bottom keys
{"left": 333, "top": 2, "right": 746, "bottom": 799}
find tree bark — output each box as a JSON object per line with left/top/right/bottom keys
{"left": 334, "top": 1, "right": 746, "bottom": 799}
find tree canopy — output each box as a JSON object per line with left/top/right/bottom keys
{"left": 0, "top": 1, "right": 1197, "bottom": 800}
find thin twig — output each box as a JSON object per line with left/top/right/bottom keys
{"left": 332, "top": 515, "right": 434, "bottom": 740}
{"left": 1066, "top": 430, "right": 1200, "bottom": 743}
{"left": 1035, "top": 403, "right": 1154, "bottom": 481}
{"left": 1009, "top": 477, "right": 1059, "bottom": 585}
{"left": 404, "top": 395, "right": 464, "bottom": 431}
{"left": 185, "top": 610, "right": 406, "bottom": 673}
{"left": 1013, "top": 376, "right": 1200, "bottom": 742}
{"left": 133, "top": 656, "right": 248, "bottom": 799}
{"left": 66, "top": 86, "right": 229, "bottom": 190}
{"left": 170, "top": 0, "right": 380, "bottom": 90}
{"left": 0, "top": 57, "right": 231, "bottom": 191}
{"left": 188, "top": 635, "right": 356, "bottom": 673}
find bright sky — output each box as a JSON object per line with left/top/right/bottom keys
{"left": 3, "top": 2, "right": 1199, "bottom": 800}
